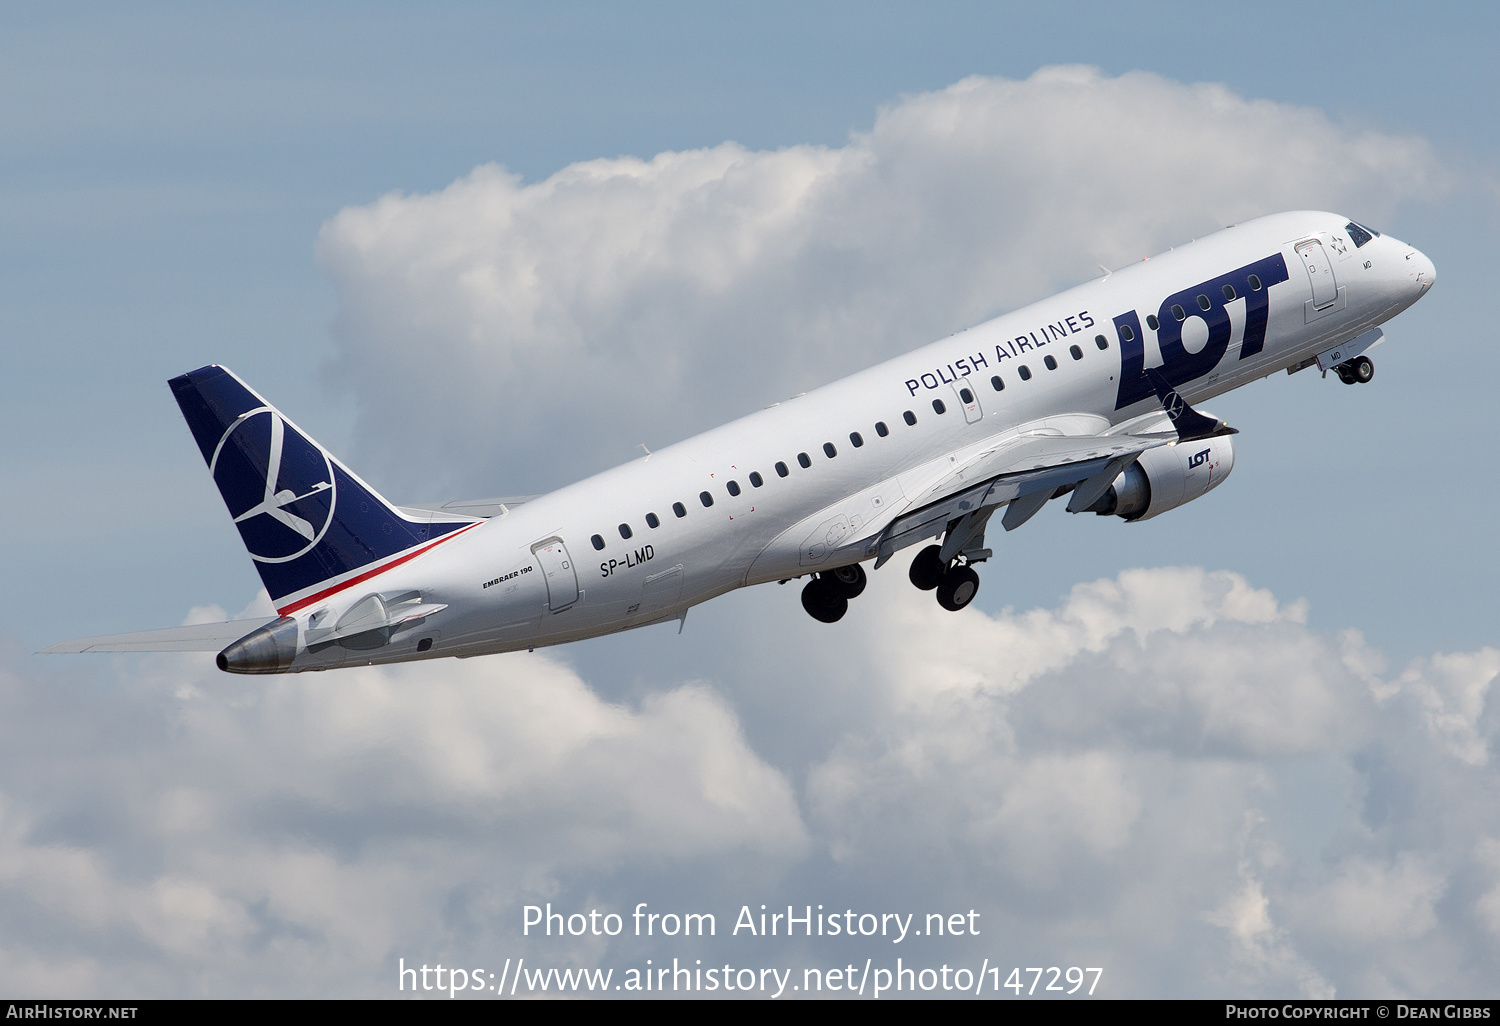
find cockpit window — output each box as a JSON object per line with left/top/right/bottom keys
{"left": 1345, "top": 221, "right": 1378, "bottom": 248}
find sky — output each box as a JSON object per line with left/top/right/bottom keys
{"left": 1, "top": 0, "right": 1498, "bottom": 999}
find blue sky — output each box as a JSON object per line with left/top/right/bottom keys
{"left": 4, "top": 1, "right": 1496, "bottom": 657}
{"left": 2, "top": 1, "right": 1498, "bottom": 998}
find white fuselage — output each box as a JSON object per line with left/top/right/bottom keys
{"left": 280, "top": 211, "right": 1434, "bottom": 669}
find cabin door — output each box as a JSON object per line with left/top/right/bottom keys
{"left": 532, "top": 538, "right": 579, "bottom": 611}
{"left": 1296, "top": 239, "right": 1338, "bottom": 309}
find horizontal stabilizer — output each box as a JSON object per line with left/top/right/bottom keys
{"left": 41, "top": 618, "right": 278, "bottom": 654}
{"left": 398, "top": 495, "right": 540, "bottom": 520}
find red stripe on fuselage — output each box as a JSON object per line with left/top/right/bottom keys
{"left": 275, "top": 521, "right": 483, "bottom": 617}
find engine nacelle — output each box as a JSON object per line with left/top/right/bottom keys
{"left": 1086, "top": 434, "right": 1236, "bottom": 522}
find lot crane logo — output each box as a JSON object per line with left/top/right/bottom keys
{"left": 209, "top": 407, "right": 335, "bottom": 562}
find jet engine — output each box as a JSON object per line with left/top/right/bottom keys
{"left": 1085, "top": 434, "right": 1236, "bottom": 522}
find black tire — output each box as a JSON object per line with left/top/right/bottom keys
{"left": 828, "top": 563, "right": 867, "bottom": 599}
{"left": 801, "top": 577, "right": 849, "bottom": 623}
{"left": 909, "top": 544, "right": 945, "bottom": 591}
{"left": 936, "top": 565, "right": 980, "bottom": 612}
{"left": 1353, "top": 355, "right": 1374, "bottom": 383}
{"left": 1336, "top": 364, "right": 1358, "bottom": 385}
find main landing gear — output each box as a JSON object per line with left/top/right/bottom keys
{"left": 800, "top": 563, "right": 867, "bottom": 623}
{"left": 908, "top": 544, "right": 981, "bottom": 612}
{"left": 1335, "top": 355, "right": 1374, "bottom": 385}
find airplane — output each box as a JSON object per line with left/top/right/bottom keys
{"left": 45, "top": 211, "right": 1435, "bottom": 673}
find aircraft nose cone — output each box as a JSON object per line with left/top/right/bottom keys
{"left": 1408, "top": 247, "right": 1436, "bottom": 293}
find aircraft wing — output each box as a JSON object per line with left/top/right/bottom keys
{"left": 869, "top": 431, "right": 1173, "bottom": 567}
{"left": 40, "top": 618, "right": 278, "bottom": 653}
{"left": 397, "top": 495, "right": 541, "bottom": 520}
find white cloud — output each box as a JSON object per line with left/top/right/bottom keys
{"left": 4, "top": 564, "right": 1500, "bottom": 995}
{"left": 0, "top": 645, "right": 804, "bottom": 995}
{"left": 315, "top": 66, "right": 1442, "bottom": 498}
{"left": 794, "top": 565, "right": 1499, "bottom": 995}
{"left": 1475, "top": 838, "right": 1500, "bottom": 936}
{"left": 1294, "top": 855, "right": 1446, "bottom": 943}
{"left": 1206, "top": 863, "right": 1334, "bottom": 999}
{"left": 1395, "top": 649, "right": 1500, "bottom": 766}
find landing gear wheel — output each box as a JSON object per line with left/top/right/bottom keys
{"left": 936, "top": 565, "right": 980, "bottom": 612}
{"left": 801, "top": 577, "right": 849, "bottom": 623}
{"left": 1336, "top": 364, "right": 1358, "bottom": 385}
{"left": 909, "top": 544, "right": 945, "bottom": 591}
{"left": 828, "top": 563, "right": 867, "bottom": 599}
{"left": 1352, "top": 355, "right": 1374, "bottom": 383}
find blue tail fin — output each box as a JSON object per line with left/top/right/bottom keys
{"left": 169, "top": 365, "right": 475, "bottom": 612}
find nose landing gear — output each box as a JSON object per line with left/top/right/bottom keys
{"left": 908, "top": 543, "right": 981, "bottom": 612}
{"left": 1335, "top": 355, "right": 1374, "bottom": 385}
{"left": 800, "top": 563, "right": 868, "bottom": 623}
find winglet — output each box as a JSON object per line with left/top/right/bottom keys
{"left": 1142, "top": 368, "right": 1238, "bottom": 442}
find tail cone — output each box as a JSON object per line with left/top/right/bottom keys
{"left": 217, "top": 616, "right": 299, "bottom": 674}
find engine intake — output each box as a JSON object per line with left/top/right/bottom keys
{"left": 1086, "top": 435, "right": 1235, "bottom": 521}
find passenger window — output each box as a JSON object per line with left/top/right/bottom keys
{"left": 1094, "top": 335, "right": 1108, "bottom": 351}
{"left": 903, "top": 411, "right": 916, "bottom": 426}
{"left": 618, "top": 523, "right": 633, "bottom": 540}
{"left": 775, "top": 461, "right": 789, "bottom": 477}
{"left": 1018, "top": 365, "right": 1032, "bottom": 380}
{"left": 991, "top": 375, "right": 1005, "bottom": 391}
{"left": 849, "top": 432, "right": 863, "bottom": 448}
{"left": 749, "top": 471, "right": 763, "bottom": 487}
{"left": 727, "top": 480, "right": 741, "bottom": 496}
{"left": 1249, "top": 274, "right": 1262, "bottom": 290}
{"left": 1222, "top": 284, "right": 1236, "bottom": 301}
{"left": 1069, "top": 344, "right": 1083, "bottom": 360}
{"left": 1044, "top": 355, "right": 1057, "bottom": 370}
{"left": 1171, "top": 304, "right": 1186, "bottom": 321}
{"left": 932, "top": 399, "right": 946, "bottom": 414}
{"left": 591, "top": 534, "right": 605, "bottom": 550}
{"left": 798, "top": 452, "right": 811, "bottom": 468}
{"left": 875, "top": 421, "right": 889, "bottom": 436}
{"left": 958, "top": 387, "right": 974, "bottom": 404}
{"left": 1196, "top": 294, "right": 1211, "bottom": 311}
{"left": 645, "top": 512, "right": 660, "bottom": 529}
{"left": 1120, "top": 324, "right": 1135, "bottom": 342}
{"left": 673, "top": 502, "right": 687, "bottom": 518}
{"left": 1146, "top": 315, "right": 1159, "bottom": 331}
{"left": 699, "top": 491, "right": 714, "bottom": 507}
{"left": 823, "top": 442, "right": 837, "bottom": 458}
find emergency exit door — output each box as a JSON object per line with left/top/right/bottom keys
{"left": 951, "top": 379, "right": 983, "bottom": 423}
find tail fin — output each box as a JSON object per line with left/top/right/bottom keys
{"left": 169, "top": 365, "right": 476, "bottom": 613}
